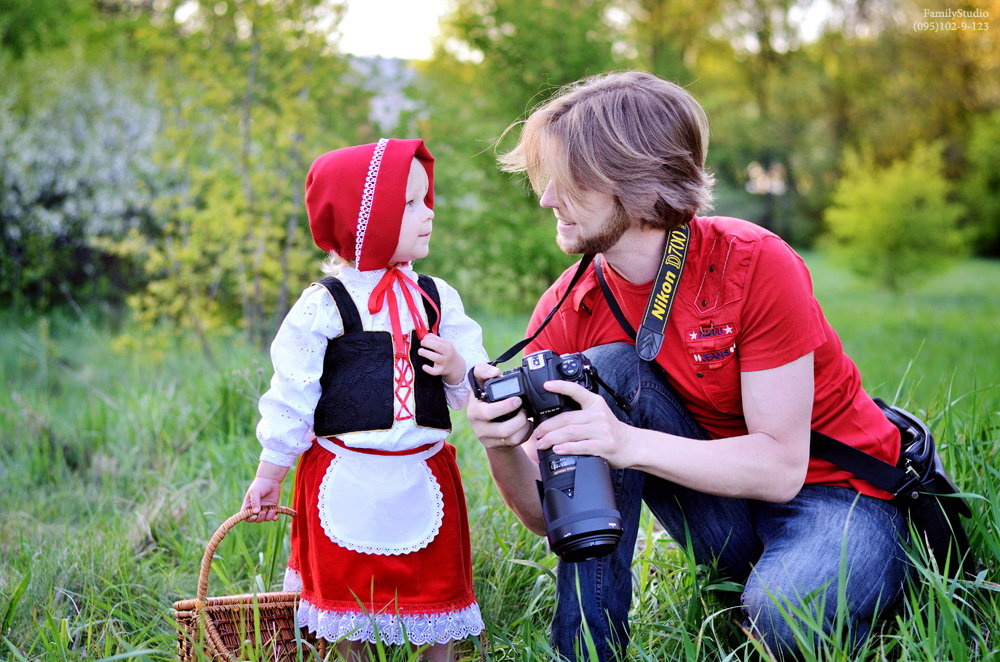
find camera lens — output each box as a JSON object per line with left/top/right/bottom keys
{"left": 548, "top": 518, "right": 623, "bottom": 562}
{"left": 538, "top": 449, "right": 622, "bottom": 562}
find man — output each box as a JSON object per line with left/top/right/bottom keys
{"left": 467, "top": 71, "right": 908, "bottom": 660}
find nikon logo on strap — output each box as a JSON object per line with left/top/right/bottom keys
{"left": 637, "top": 225, "right": 690, "bottom": 361}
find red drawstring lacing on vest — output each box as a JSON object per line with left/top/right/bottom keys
{"left": 368, "top": 267, "right": 442, "bottom": 421}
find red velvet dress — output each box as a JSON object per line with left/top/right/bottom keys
{"left": 283, "top": 438, "right": 483, "bottom": 645}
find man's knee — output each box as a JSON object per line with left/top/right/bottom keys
{"left": 742, "top": 584, "right": 808, "bottom": 658}
{"left": 742, "top": 580, "right": 871, "bottom": 660}
{"left": 582, "top": 342, "right": 640, "bottom": 382}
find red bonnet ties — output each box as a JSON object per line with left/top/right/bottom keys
{"left": 368, "top": 267, "right": 443, "bottom": 421}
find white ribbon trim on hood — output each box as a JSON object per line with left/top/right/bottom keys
{"left": 355, "top": 137, "right": 390, "bottom": 266}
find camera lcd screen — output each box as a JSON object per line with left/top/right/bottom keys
{"left": 487, "top": 377, "right": 521, "bottom": 399}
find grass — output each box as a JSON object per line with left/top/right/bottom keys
{"left": 1, "top": 255, "right": 998, "bottom": 661}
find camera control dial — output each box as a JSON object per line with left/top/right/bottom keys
{"left": 558, "top": 358, "right": 582, "bottom": 377}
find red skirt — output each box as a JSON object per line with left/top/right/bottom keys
{"left": 285, "top": 440, "right": 483, "bottom": 645}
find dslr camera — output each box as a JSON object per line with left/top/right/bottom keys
{"left": 479, "top": 350, "right": 623, "bottom": 562}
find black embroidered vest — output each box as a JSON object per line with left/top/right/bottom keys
{"left": 313, "top": 275, "right": 451, "bottom": 438}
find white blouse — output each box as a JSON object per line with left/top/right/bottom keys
{"left": 257, "top": 265, "right": 488, "bottom": 467}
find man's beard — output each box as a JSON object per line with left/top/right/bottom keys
{"left": 558, "top": 203, "right": 631, "bottom": 255}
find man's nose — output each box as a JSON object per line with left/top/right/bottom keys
{"left": 539, "top": 181, "right": 559, "bottom": 208}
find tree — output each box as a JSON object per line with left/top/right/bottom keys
{"left": 959, "top": 110, "right": 1000, "bottom": 255}
{"left": 0, "top": 65, "right": 161, "bottom": 310}
{"left": 412, "top": 0, "right": 624, "bottom": 313}
{"left": 823, "top": 142, "right": 967, "bottom": 291}
{"left": 0, "top": 0, "right": 93, "bottom": 58}
{"left": 120, "top": 0, "right": 374, "bottom": 351}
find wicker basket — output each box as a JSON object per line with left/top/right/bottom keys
{"left": 172, "top": 506, "right": 325, "bottom": 661}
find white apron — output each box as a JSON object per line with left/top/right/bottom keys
{"left": 315, "top": 438, "right": 445, "bottom": 556}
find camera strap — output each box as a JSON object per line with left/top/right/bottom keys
{"left": 468, "top": 253, "right": 634, "bottom": 412}
{"left": 595, "top": 225, "right": 690, "bottom": 361}
{"left": 488, "top": 254, "right": 596, "bottom": 367}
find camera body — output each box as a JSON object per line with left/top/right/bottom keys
{"left": 481, "top": 350, "right": 623, "bottom": 562}
{"left": 482, "top": 350, "right": 596, "bottom": 423}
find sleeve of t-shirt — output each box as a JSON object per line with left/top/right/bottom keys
{"left": 257, "top": 283, "right": 343, "bottom": 466}
{"left": 737, "top": 236, "right": 827, "bottom": 372}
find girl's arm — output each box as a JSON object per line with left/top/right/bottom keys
{"left": 245, "top": 284, "right": 342, "bottom": 520}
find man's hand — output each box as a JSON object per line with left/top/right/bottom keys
{"left": 465, "top": 362, "right": 533, "bottom": 451}
{"left": 418, "top": 333, "right": 465, "bottom": 385}
{"left": 532, "top": 380, "right": 632, "bottom": 468}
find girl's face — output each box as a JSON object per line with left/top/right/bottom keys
{"left": 390, "top": 158, "right": 434, "bottom": 265}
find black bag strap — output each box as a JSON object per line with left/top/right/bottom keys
{"left": 594, "top": 260, "right": 927, "bottom": 499}
{"left": 809, "top": 429, "right": 919, "bottom": 499}
{"left": 595, "top": 261, "right": 929, "bottom": 500}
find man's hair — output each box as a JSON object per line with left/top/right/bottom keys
{"left": 499, "top": 71, "right": 714, "bottom": 230}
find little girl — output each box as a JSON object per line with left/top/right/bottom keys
{"left": 242, "top": 138, "right": 487, "bottom": 661}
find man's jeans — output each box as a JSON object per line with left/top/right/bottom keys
{"left": 551, "top": 343, "right": 909, "bottom": 660}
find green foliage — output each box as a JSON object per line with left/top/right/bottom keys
{"left": 0, "top": 60, "right": 162, "bottom": 310}
{"left": 0, "top": 0, "right": 93, "bottom": 58}
{"left": 959, "top": 110, "right": 1000, "bottom": 254}
{"left": 2, "top": 0, "right": 999, "bottom": 332}
{"left": 117, "top": 0, "right": 375, "bottom": 348}
{"left": 409, "top": 0, "right": 624, "bottom": 313}
{"left": 822, "top": 142, "right": 967, "bottom": 291}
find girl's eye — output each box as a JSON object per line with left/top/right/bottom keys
{"left": 406, "top": 200, "right": 415, "bottom": 207}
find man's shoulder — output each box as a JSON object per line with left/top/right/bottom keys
{"left": 691, "top": 215, "right": 780, "bottom": 244}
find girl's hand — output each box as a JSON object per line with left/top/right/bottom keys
{"left": 242, "top": 478, "right": 282, "bottom": 521}
{"left": 418, "top": 333, "right": 465, "bottom": 385}
{"left": 532, "top": 380, "right": 632, "bottom": 468}
{"left": 242, "top": 461, "right": 288, "bottom": 522}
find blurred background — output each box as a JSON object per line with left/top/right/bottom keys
{"left": 1, "top": 0, "right": 997, "bottom": 347}
{"left": 3, "top": 3, "right": 999, "bottom": 659}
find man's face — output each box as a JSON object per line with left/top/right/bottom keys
{"left": 539, "top": 180, "right": 630, "bottom": 254}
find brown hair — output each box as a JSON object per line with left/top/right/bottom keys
{"left": 499, "top": 71, "right": 714, "bottom": 230}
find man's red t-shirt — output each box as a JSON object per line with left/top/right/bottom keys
{"left": 524, "top": 216, "right": 900, "bottom": 499}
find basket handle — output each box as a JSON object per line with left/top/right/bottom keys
{"left": 195, "top": 506, "right": 296, "bottom": 661}
{"left": 197, "top": 506, "right": 297, "bottom": 603}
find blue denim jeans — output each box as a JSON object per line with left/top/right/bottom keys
{"left": 551, "top": 343, "right": 909, "bottom": 661}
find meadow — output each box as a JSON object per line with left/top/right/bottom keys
{"left": 1, "top": 254, "right": 998, "bottom": 661}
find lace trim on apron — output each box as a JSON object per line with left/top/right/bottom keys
{"left": 315, "top": 439, "right": 445, "bottom": 555}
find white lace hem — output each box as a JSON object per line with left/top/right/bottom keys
{"left": 298, "top": 597, "right": 484, "bottom": 645}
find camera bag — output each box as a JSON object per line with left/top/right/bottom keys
{"left": 810, "top": 400, "right": 974, "bottom": 578}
